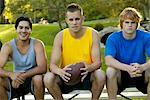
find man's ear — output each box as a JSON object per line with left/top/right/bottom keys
{"left": 81, "top": 16, "right": 85, "bottom": 23}
{"left": 65, "top": 17, "right": 68, "bottom": 23}
{"left": 82, "top": 16, "right": 85, "bottom": 20}
{"left": 82, "top": 16, "right": 85, "bottom": 21}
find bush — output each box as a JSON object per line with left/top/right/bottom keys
{"left": 93, "top": 23, "right": 104, "bottom": 31}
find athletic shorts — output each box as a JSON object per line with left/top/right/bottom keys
{"left": 8, "top": 77, "right": 33, "bottom": 99}
{"left": 59, "top": 73, "right": 92, "bottom": 94}
{"left": 117, "top": 71, "right": 147, "bottom": 94}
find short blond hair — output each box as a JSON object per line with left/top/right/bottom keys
{"left": 119, "top": 7, "right": 142, "bottom": 29}
{"left": 66, "top": 3, "right": 83, "bottom": 16}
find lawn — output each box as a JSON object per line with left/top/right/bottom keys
{"left": 0, "top": 19, "right": 116, "bottom": 71}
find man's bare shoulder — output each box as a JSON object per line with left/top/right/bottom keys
{"left": 55, "top": 30, "right": 64, "bottom": 39}
{"left": 92, "top": 28, "right": 99, "bottom": 35}
{"left": 53, "top": 30, "right": 64, "bottom": 44}
{"left": 1, "top": 41, "right": 12, "bottom": 54}
{"left": 34, "top": 39, "right": 45, "bottom": 49}
{"left": 91, "top": 28, "right": 100, "bottom": 39}
{"left": 2, "top": 41, "right": 11, "bottom": 50}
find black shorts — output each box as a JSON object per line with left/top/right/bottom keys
{"left": 59, "top": 73, "right": 92, "bottom": 94}
{"left": 9, "top": 77, "right": 33, "bottom": 99}
{"left": 117, "top": 71, "right": 147, "bottom": 94}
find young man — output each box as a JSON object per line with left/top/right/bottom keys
{"left": 105, "top": 7, "right": 150, "bottom": 100}
{"left": 0, "top": 16, "right": 47, "bottom": 100}
{"left": 44, "top": 3, "right": 105, "bottom": 100}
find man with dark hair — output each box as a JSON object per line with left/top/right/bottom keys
{"left": 0, "top": 16, "right": 47, "bottom": 100}
{"left": 44, "top": 3, "right": 105, "bottom": 100}
{"left": 105, "top": 7, "right": 150, "bottom": 100}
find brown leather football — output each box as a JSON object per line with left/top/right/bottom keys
{"left": 64, "top": 62, "right": 85, "bottom": 85}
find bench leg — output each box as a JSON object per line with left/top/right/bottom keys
{"left": 68, "top": 93, "right": 79, "bottom": 100}
{"left": 17, "top": 95, "right": 25, "bottom": 100}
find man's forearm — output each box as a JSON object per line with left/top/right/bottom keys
{"left": 105, "top": 56, "right": 130, "bottom": 72}
{"left": 141, "top": 60, "right": 150, "bottom": 71}
{"left": 88, "top": 61, "right": 101, "bottom": 72}
{"left": 23, "top": 66, "right": 46, "bottom": 78}
{"left": 50, "top": 64, "right": 61, "bottom": 75}
{"left": 0, "top": 69, "right": 11, "bottom": 78}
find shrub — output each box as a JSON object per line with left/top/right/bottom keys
{"left": 93, "top": 23, "right": 104, "bottom": 31}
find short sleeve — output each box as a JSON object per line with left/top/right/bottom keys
{"left": 105, "top": 36, "right": 116, "bottom": 57}
{"left": 145, "top": 35, "right": 150, "bottom": 57}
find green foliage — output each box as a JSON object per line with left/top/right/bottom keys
{"left": 84, "top": 18, "right": 119, "bottom": 29}
{"left": 3, "top": 0, "right": 149, "bottom": 25}
{"left": 101, "top": 48, "right": 106, "bottom": 72}
{"left": 93, "top": 23, "right": 104, "bottom": 31}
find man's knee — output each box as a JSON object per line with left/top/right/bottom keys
{"left": 33, "top": 75, "right": 43, "bottom": 82}
{"left": 93, "top": 69, "right": 106, "bottom": 83}
{"left": 0, "top": 77, "right": 4, "bottom": 86}
{"left": 106, "top": 67, "right": 117, "bottom": 79}
{"left": 44, "top": 72, "right": 56, "bottom": 87}
{"left": 145, "top": 69, "right": 150, "bottom": 82}
{"left": 0, "top": 77, "right": 8, "bottom": 88}
{"left": 32, "top": 75, "right": 43, "bottom": 87}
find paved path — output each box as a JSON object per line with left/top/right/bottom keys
{"left": 13, "top": 86, "right": 147, "bottom": 100}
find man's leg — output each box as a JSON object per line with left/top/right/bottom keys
{"left": 147, "top": 79, "right": 150, "bottom": 100}
{"left": 106, "top": 67, "right": 120, "bottom": 100}
{"left": 32, "top": 75, "right": 44, "bottom": 100}
{"left": 44, "top": 72, "right": 63, "bottom": 100}
{"left": 145, "top": 69, "right": 150, "bottom": 100}
{"left": 91, "top": 69, "right": 106, "bottom": 100}
{"left": 0, "top": 77, "right": 9, "bottom": 100}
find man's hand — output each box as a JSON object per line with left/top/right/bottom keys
{"left": 59, "top": 65, "right": 71, "bottom": 82}
{"left": 129, "top": 63, "right": 143, "bottom": 77}
{"left": 9, "top": 72, "right": 26, "bottom": 88}
{"left": 80, "top": 63, "right": 90, "bottom": 82}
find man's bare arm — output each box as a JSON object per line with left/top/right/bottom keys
{"left": 0, "top": 42, "right": 12, "bottom": 77}
{"left": 50, "top": 31, "right": 62, "bottom": 74}
{"left": 50, "top": 31, "right": 71, "bottom": 82}
{"left": 85, "top": 29, "right": 101, "bottom": 72}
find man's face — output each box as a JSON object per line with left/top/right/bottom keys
{"left": 16, "top": 21, "right": 31, "bottom": 41}
{"left": 122, "top": 19, "right": 137, "bottom": 34}
{"left": 66, "top": 10, "right": 84, "bottom": 33}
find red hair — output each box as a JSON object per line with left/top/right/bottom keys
{"left": 119, "top": 7, "right": 142, "bottom": 29}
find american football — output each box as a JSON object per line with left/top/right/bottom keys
{"left": 64, "top": 62, "right": 85, "bottom": 85}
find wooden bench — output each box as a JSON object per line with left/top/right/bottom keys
{"left": 14, "top": 86, "right": 146, "bottom": 100}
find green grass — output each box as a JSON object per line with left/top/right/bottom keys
{"left": 0, "top": 19, "right": 117, "bottom": 71}
{"left": 0, "top": 24, "right": 14, "bottom": 32}
{"left": 84, "top": 18, "right": 119, "bottom": 27}
{"left": 32, "top": 24, "right": 60, "bottom": 45}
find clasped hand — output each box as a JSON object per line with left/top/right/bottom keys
{"left": 9, "top": 72, "right": 26, "bottom": 88}
{"left": 128, "top": 63, "right": 143, "bottom": 78}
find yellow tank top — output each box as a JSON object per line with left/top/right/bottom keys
{"left": 61, "top": 27, "right": 93, "bottom": 68}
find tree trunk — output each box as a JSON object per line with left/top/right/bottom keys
{"left": 0, "top": 0, "right": 5, "bottom": 15}
{"left": 148, "top": 0, "right": 150, "bottom": 20}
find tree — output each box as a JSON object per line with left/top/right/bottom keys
{"left": 0, "top": 0, "right": 5, "bottom": 15}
